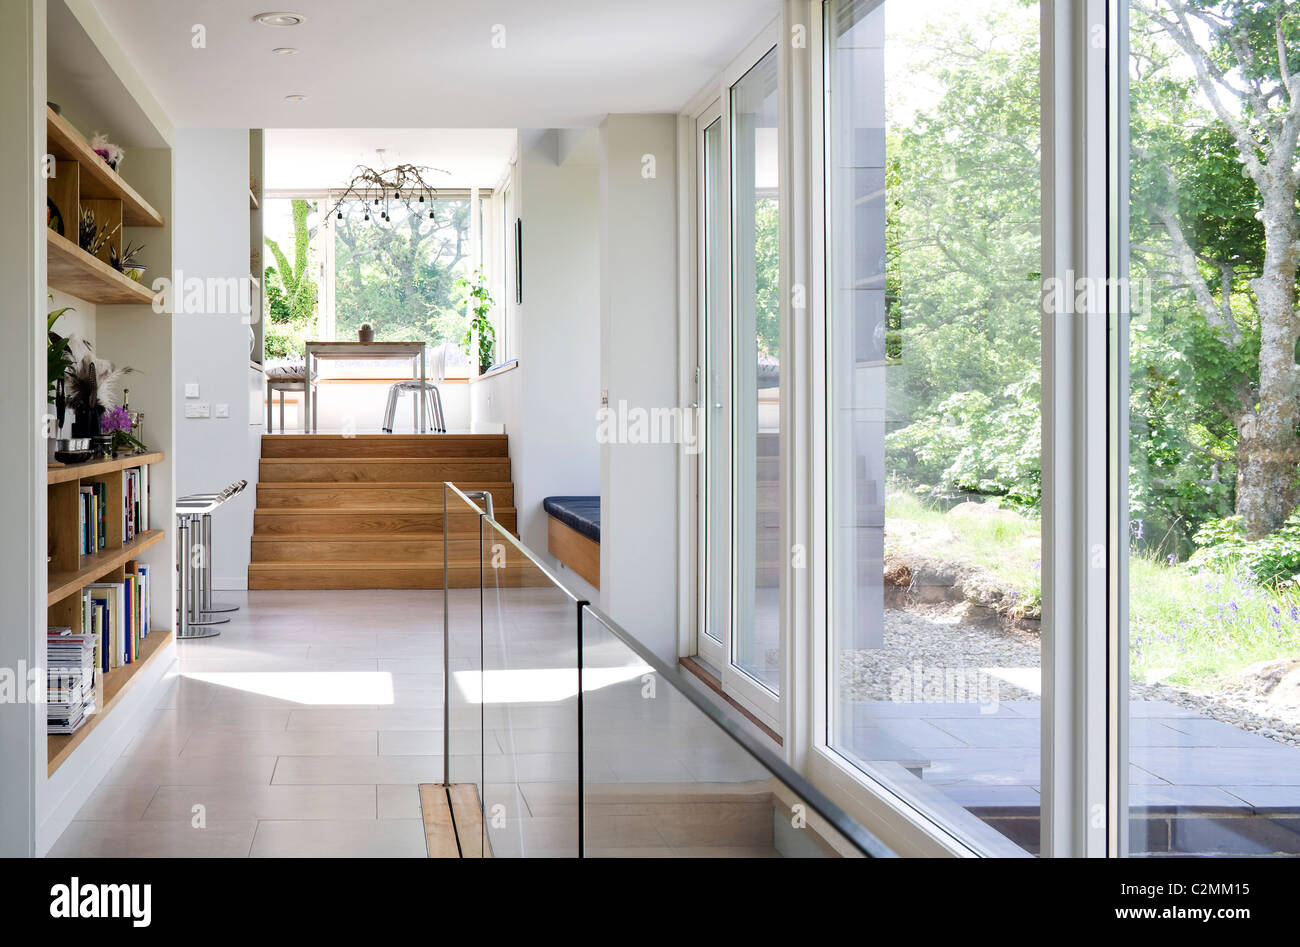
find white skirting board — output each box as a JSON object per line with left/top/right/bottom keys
{"left": 37, "top": 645, "right": 179, "bottom": 855}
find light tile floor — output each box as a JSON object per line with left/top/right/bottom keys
{"left": 50, "top": 589, "right": 783, "bottom": 858}
{"left": 51, "top": 590, "right": 455, "bottom": 858}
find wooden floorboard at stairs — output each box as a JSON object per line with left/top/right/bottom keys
{"left": 418, "top": 783, "right": 491, "bottom": 858}
{"left": 248, "top": 433, "right": 518, "bottom": 590}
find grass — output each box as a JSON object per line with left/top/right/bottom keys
{"left": 1129, "top": 555, "right": 1300, "bottom": 690}
{"left": 886, "top": 487, "right": 1300, "bottom": 691}
{"left": 884, "top": 489, "right": 1041, "bottom": 612}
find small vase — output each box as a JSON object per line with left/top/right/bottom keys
{"left": 479, "top": 363, "right": 489, "bottom": 376}
{"left": 70, "top": 404, "right": 103, "bottom": 440}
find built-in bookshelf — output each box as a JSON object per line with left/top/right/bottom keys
{"left": 44, "top": 105, "right": 164, "bottom": 306}
{"left": 46, "top": 451, "right": 166, "bottom": 774}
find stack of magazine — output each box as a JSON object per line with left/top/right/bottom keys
{"left": 46, "top": 627, "right": 99, "bottom": 735}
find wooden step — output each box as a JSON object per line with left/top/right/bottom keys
{"left": 248, "top": 561, "right": 538, "bottom": 590}
{"left": 260, "top": 433, "right": 510, "bottom": 459}
{"left": 250, "top": 536, "right": 484, "bottom": 563}
{"left": 259, "top": 457, "right": 511, "bottom": 483}
{"left": 253, "top": 507, "right": 518, "bottom": 536}
{"left": 255, "top": 481, "right": 515, "bottom": 510}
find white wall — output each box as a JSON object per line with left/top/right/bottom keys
{"left": 474, "top": 129, "right": 602, "bottom": 557}
{"left": 172, "top": 128, "right": 255, "bottom": 589}
{"left": 275, "top": 380, "right": 470, "bottom": 435}
{"left": 0, "top": 0, "right": 46, "bottom": 858}
{"left": 599, "top": 114, "right": 680, "bottom": 660}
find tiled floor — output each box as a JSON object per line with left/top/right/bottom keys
{"left": 51, "top": 590, "right": 451, "bottom": 858}
{"left": 50, "top": 589, "right": 787, "bottom": 858}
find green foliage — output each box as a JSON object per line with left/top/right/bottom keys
{"left": 754, "top": 199, "right": 780, "bottom": 357}
{"left": 881, "top": 5, "right": 1042, "bottom": 504}
{"left": 886, "top": 375, "right": 1041, "bottom": 508}
{"left": 263, "top": 199, "right": 319, "bottom": 359}
{"left": 1129, "top": 555, "right": 1300, "bottom": 688}
{"left": 1189, "top": 514, "right": 1300, "bottom": 585}
{"left": 332, "top": 199, "right": 470, "bottom": 350}
{"left": 457, "top": 268, "right": 495, "bottom": 367}
{"left": 47, "top": 299, "right": 75, "bottom": 400}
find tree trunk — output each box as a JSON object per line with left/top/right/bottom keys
{"left": 1237, "top": 185, "right": 1300, "bottom": 539}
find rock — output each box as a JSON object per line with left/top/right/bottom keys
{"left": 1267, "top": 666, "right": 1300, "bottom": 716}
{"left": 1235, "top": 657, "right": 1300, "bottom": 697}
{"left": 883, "top": 558, "right": 912, "bottom": 587}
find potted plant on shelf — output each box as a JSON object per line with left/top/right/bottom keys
{"left": 357, "top": 322, "right": 375, "bottom": 343}
{"left": 100, "top": 405, "right": 146, "bottom": 457}
{"left": 64, "top": 342, "right": 135, "bottom": 450}
{"left": 110, "top": 240, "right": 147, "bottom": 281}
{"left": 457, "top": 269, "right": 495, "bottom": 375}
{"left": 47, "top": 297, "right": 75, "bottom": 404}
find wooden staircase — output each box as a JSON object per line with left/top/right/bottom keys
{"left": 248, "top": 434, "right": 517, "bottom": 590}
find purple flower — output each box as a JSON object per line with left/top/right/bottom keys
{"left": 100, "top": 405, "right": 132, "bottom": 434}
{"left": 1167, "top": 554, "right": 1177, "bottom": 565}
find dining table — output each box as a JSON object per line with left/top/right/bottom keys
{"left": 301, "top": 340, "right": 428, "bottom": 433}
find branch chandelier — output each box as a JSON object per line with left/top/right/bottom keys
{"left": 325, "top": 163, "right": 453, "bottom": 223}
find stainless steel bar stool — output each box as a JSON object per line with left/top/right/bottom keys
{"left": 176, "top": 498, "right": 224, "bottom": 638}
{"left": 184, "top": 480, "right": 248, "bottom": 616}
{"left": 381, "top": 380, "right": 445, "bottom": 433}
{"left": 174, "top": 480, "right": 247, "bottom": 638}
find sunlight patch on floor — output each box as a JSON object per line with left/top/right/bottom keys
{"left": 182, "top": 671, "right": 396, "bottom": 705}
{"left": 452, "top": 664, "right": 652, "bottom": 704}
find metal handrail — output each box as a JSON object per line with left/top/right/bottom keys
{"left": 579, "top": 603, "right": 895, "bottom": 858}
{"left": 440, "top": 482, "right": 896, "bottom": 858}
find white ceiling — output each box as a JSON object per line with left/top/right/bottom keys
{"left": 264, "top": 128, "right": 518, "bottom": 190}
{"left": 89, "top": 0, "right": 779, "bottom": 128}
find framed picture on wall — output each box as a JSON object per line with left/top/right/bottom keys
{"left": 515, "top": 217, "right": 523, "bottom": 305}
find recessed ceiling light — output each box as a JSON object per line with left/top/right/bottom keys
{"left": 252, "top": 11, "right": 305, "bottom": 27}
{"left": 284, "top": 94, "right": 307, "bottom": 102}
{"left": 271, "top": 47, "right": 299, "bottom": 55}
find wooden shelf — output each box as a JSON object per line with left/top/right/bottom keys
{"left": 46, "top": 106, "right": 164, "bottom": 227}
{"left": 47, "top": 630, "right": 173, "bottom": 775}
{"left": 47, "top": 229, "right": 158, "bottom": 305}
{"left": 48, "top": 450, "right": 164, "bottom": 485}
{"left": 47, "top": 530, "right": 165, "bottom": 606}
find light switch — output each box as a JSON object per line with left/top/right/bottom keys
{"left": 214, "top": 403, "right": 230, "bottom": 418}
{"left": 184, "top": 402, "right": 210, "bottom": 419}
{"left": 185, "top": 383, "right": 200, "bottom": 398}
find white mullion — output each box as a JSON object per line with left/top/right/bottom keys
{"left": 1109, "top": 0, "right": 1131, "bottom": 860}
{"left": 1040, "top": 0, "right": 1112, "bottom": 859}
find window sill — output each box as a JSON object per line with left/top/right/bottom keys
{"left": 805, "top": 745, "right": 1032, "bottom": 858}
{"left": 467, "top": 359, "right": 519, "bottom": 383}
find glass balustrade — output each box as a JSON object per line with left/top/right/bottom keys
{"left": 442, "top": 483, "right": 892, "bottom": 858}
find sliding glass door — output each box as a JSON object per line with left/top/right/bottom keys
{"left": 1122, "top": 0, "right": 1300, "bottom": 858}
{"left": 699, "top": 106, "right": 727, "bottom": 670}
{"left": 692, "top": 27, "right": 784, "bottom": 729}
{"left": 824, "top": 0, "right": 1042, "bottom": 853}
{"left": 731, "top": 45, "right": 783, "bottom": 698}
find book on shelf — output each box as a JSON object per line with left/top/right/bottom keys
{"left": 77, "top": 482, "right": 109, "bottom": 555}
{"left": 46, "top": 626, "right": 98, "bottom": 735}
{"left": 123, "top": 466, "right": 150, "bottom": 542}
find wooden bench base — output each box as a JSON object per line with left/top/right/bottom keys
{"left": 547, "top": 515, "right": 599, "bottom": 588}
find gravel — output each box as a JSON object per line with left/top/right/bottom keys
{"left": 838, "top": 602, "right": 1300, "bottom": 747}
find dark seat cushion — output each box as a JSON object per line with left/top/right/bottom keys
{"left": 543, "top": 496, "right": 600, "bottom": 544}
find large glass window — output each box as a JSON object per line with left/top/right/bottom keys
{"left": 826, "top": 0, "right": 1043, "bottom": 853}
{"left": 261, "top": 194, "right": 487, "bottom": 371}
{"left": 1124, "top": 0, "right": 1300, "bottom": 858}
{"left": 732, "top": 46, "right": 783, "bottom": 695}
